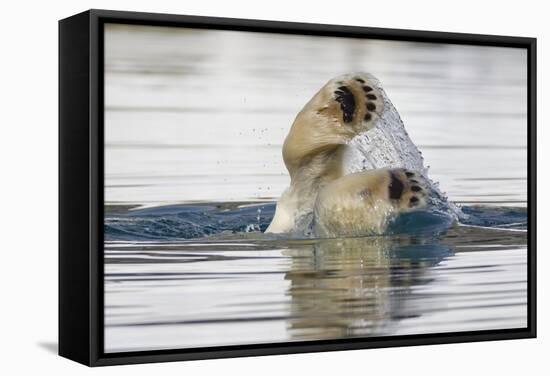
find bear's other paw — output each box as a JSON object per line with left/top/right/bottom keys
{"left": 388, "top": 168, "right": 429, "bottom": 210}
{"left": 313, "top": 168, "right": 429, "bottom": 238}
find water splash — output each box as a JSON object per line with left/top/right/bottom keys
{"left": 344, "top": 74, "right": 461, "bottom": 219}
{"left": 345, "top": 77, "right": 425, "bottom": 174}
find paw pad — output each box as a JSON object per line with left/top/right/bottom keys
{"left": 362, "top": 85, "right": 373, "bottom": 93}
{"left": 329, "top": 73, "right": 384, "bottom": 131}
{"left": 388, "top": 169, "right": 429, "bottom": 210}
{"left": 389, "top": 172, "right": 405, "bottom": 199}
{"left": 334, "top": 86, "right": 356, "bottom": 124}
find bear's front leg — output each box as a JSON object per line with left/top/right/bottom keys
{"left": 282, "top": 73, "right": 385, "bottom": 178}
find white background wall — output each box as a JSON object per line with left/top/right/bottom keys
{"left": 1, "top": 0, "right": 547, "bottom": 374}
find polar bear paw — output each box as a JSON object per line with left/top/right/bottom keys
{"left": 387, "top": 168, "right": 429, "bottom": 210}
{"left": 283, "top": 74, "right": 385, "bottom": 168}
{"left": 330, "top": 73, "right": 385, "bottom": 133}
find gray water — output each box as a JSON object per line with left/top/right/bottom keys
{"left": 103, "top": 24, "right": 528, "bottom": 353}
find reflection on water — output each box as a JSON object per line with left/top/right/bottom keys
{"left": 284, "top": 237, "right": 451, "bottom": 340}
{"left": 105, "top": 219, "right": 526, "bottom": 352}
{"left": 103, "top": 24, "right": 528, "bottom": 352}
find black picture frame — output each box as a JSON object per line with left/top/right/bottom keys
{"left": 59, "top": 9, "right": 537, "bottom": 367}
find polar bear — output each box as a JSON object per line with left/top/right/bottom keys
{"left": 265, "top": 72, "right": 429, "bottom": 237}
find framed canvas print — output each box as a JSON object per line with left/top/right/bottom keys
{"left": 59, "top": 9, "right": 536, "bottom": 366}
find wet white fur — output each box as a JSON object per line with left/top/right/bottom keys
{"left": 266, "top": 73, "right": 425, "bottom": 236}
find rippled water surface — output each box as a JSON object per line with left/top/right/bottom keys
{"left": 103, "top": 24, "right": 528, "bottom": 352}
